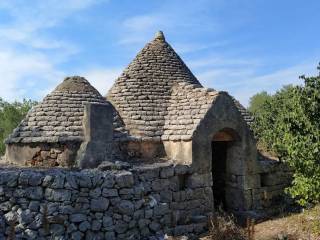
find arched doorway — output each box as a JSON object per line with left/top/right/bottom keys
{"left": 211, "top": 128, "right": 239, "bottom": 210}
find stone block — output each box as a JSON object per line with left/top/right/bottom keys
{"left": 102, "top": 216, "right": 113, "bottom": 227}
{"left": 174, "top": 165, "right": 190, "bottom": 175}
{"left": 45, "top": 188, "right": 71, "bottom": 202}
{"left": 115, "top": 171, "right": 134, "bottom": 188}
{"left": 186, "top": 173, "right": 212, "bottom": 188}
{"left": 105, "top": 232, "right": 116, "bottom": 240}
{"left": 102, "top": 188, "right": 118, "bottom": 197}
{"left": 160, "top": 166, "right": 174, "bottom": 178}
{"left": 260, "top": 172, "right": 286, "bottom": 186}
{"left": 79, "top": 220, "right": 91, "bottom": 232}
{"left": 154, "top": 203, "right": 169, "bottom": 216}
{"left": 114, "top": 220, "right": 128, "bottom": 234}
{"left": 26, "top": 187, "right": 43, "bottom": 200}
{"left": 90, "top": 197, "right": 109, "bottom": 212}
{"left": 236, "top": 174, "right": 261, "bottom": 189}
{"left": 77, "top": 103, "right": 113, "bottom": 168}
{"left": 117, "top": 200, "right": 134, "bottom": 216}
{"left": 70, "top": 213, "right": 87, "bottom": 223}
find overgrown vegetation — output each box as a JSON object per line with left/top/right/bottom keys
{"left": 249, "top": 64, "right": 320, "bottom": 206}
{"left": 0, "top": 98, "right": 37, "bottom": 155}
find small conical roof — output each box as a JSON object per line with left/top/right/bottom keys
{"left": 108, "top": 31, "right": 202, "bottom": 139}
{"left": 6, "top": 76, "right": 107, "bottom": 144}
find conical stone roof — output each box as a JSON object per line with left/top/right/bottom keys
{"left": 108, "top": 31, "right": 203, "bottom": 140}
{"left": 6, "top": 76, "right": 107, "bottom": 144}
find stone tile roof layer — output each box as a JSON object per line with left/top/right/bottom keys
{"left": 5, "top": 76, "right": 108, "bottom": 144}
{"left": 107, "top": 31, "right": 203, "bottom": 140}
{"left": 108, "top": 31, "right": 253, "bottom": 141}
{"left": 162, "top": 83, "right": 219, "bottom": 141}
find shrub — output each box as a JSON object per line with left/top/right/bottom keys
{"left": 249, "top": 64, "right": 320, "bottom": 206}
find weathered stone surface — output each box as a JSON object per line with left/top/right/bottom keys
{"left": 117, "top": 200, "right": 134, "bottom": 216}
{"left": 187, "top": 173, "right": 212, "bottom": 188}
{"left": 79, "top": 220, "right": 91, "bottom": 232}
{"left": 102, "top": 216, "right": 113, "bottom": 227}
{"left": 50, "top": 224, "right": 65, "bottom": 235}
{"left": 90, "top": 197, "right": 109, "bottom": 212}
{"left": 26, "top": 187, "right": 43, "bottom": 200}
{"left": 77, "top": 103, "right": 113, "bottom": 169}
{"left": 70, "top": 213, "right": 87, "bottom": 223}
{"left": 115, "top": 171, "right": 134, "bottom": 188}
{"left": 45, "top": 188, "right": 71, "bottom": 202}
{"left": 102, "top": 188, "right": 118, "bottom": 197}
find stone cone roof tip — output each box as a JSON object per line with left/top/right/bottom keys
{"left": 6, "top": 75, "right": 108, "bottom": 144}
{"left": 154, "top": 30, "right": 165, "bottom": 41}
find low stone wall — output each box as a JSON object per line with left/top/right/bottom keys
{"left": 253, "top": 159, "right": 293, "bottom": 215}
{"left": 0, "top": 164, "right": 213, "bottom": 239}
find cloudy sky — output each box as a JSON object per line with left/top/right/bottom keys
{"left": 0, "top": 0, "right": 319, "bottom": 106}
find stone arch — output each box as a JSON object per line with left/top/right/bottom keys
{"left": 192, "top": 93, "right": 258, "bottom": 211}
{"left": 211, "top": 128, "right": 241, "bottom": 209}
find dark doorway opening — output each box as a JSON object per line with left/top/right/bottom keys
{"left": 212, "top": 141, "right": 228, "bottom": 209}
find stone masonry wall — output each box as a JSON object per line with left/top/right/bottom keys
{"left": 5, "top": 142, "right": 81, "bottom": 168}
{"left": 0, "top": 164, "right": 213, "bottom": 239}
{"left": 253, "top": 158, "right": 293, "bottom": 215}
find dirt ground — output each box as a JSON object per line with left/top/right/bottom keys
{"left": 253, "top": 206, "right": 320, "bottom": 240}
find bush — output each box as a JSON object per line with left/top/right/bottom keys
{"left": 249, "top": 64, "right": 320, "bottom": 206}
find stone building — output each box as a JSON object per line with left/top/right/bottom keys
{"left": 4, "top": 76, "right": 113, "bottom": 169}
{"left": 108, "top": 31, "right": 283, "bottom": 211}
{"left": 0, "top": 31, "right": 291, "bottom": 239}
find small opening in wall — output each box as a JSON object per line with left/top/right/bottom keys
{"left": 260, "top": 173, "right": 268, "bottom": 187}
{"left": 178, "top": 174, "right": 188, "bottom": 190}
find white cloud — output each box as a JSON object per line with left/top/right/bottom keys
{"left": 82, "top": 68, "right": 122, "bottom": 96}
{"left": 0, "top": 0, "right": 102, "bottom": 51}
{"left": 0, "top": 0, "right": 104, "bottom": 101}
{"left": 0, "top": 49, "right": 64, "bottom": 101}
{"left": 194, "top": 59, "right": 318, "bottom": 107}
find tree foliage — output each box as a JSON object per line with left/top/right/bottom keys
{"left": 248, "top": 91, "right": 272, "bottom": 115}
{"left": 0, "top": 98, "right": 37, "bottom": 155}
{"left": 249, "top": 65, "right": 320, "bottom": 206}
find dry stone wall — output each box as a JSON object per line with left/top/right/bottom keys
{"left": 0, "top": 164, "right": 213, "bottom": 239}
{"left": 254, "top": 158, "right": 293, "bottom": 215}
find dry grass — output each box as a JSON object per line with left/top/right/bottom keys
{"left": 254, "top": 205, "right": 320, "bottom": 240}
{"left": 208, "top": 213, "right": 247, "bottom": 240}
{"left": 200, "top": 209, "right": 251, "bottom": 240}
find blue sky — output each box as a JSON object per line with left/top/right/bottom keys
{"left": 0, "top": 0, "right": 319, "bottom": 106}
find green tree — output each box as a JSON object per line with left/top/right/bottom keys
{"left": 0, "top": 98, "right": 37, "bottom": 155}
{"left": 248, "top": 91, "right": 272, "bottom": 115}
{"left": 250, "top": 65, "right": 320, "bottom": 206}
